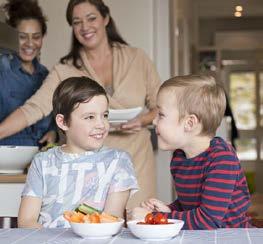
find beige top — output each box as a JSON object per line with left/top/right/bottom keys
{"left": 21, "top": 44, "right": 161, "bottom": 208}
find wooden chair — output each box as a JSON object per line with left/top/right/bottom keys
{"left": 251, "top": 218, "right": 263, "bottom": 228}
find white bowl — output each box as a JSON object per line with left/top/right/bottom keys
{"left": 127, "top": 219, "right": 184, "bottom": 241}
{"left": 0, "top": 146, "right": 38, "bottom": 174}
{"left": 70, "top": 218, "right": 124, "bottom": 239}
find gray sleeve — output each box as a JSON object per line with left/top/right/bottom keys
{"left": 21, "top": 153, "right": 44, "bottom": 198}
{"left": 109, "top": 151, "right": 139, "bottom": 195}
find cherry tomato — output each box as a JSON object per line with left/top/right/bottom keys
{"left": 159, "top": 216, "right": 168, "bottom": 224}
{"left": 154, "top": 213, "right": 168, "bottom": 224}
{"left": 145, "top": 213, "right": 154, "bottom": 224}
{"left": 154, "top": 213, "right": 164, "bottom": 224}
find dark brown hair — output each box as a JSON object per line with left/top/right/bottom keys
{"left": 2, "top": 0, "right": 47, "bottom": 35}
{"left": 60, "top": 0, "right": 127, "bottom": 68}
{"left": 52, "top": 76, "right": 108, "bottom": 125}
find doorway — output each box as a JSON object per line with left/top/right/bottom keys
{"left": 222, "top": 49, "right": 263, "bottom": 194}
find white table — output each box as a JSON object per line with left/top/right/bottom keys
{"left": 0, "top": 228, "right": 262, "bottom": 244}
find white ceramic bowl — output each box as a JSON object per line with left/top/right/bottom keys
{"left": 0, "top": 146, "right": 38, "bottom": 174}
{"left": 70, "top": 218, "right": 124, "bottom": 239}
{"left": 127, "top": 219, "right": 184, "bottom": 241}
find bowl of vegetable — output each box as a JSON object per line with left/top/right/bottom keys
{"left": 127, "top": 213, "right": 184, "bottom": 241}
{"left": 64, "top": 204, "right": 124, "bottom": 239}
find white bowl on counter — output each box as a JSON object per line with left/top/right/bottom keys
{"left": 127, "top": 219, "right": 184, "bottom": 241}
{"left": 70, "top": 218, "right": 124, "bottom": 239}
{"left": 0, "top": 146, "right": 38, "bottom": 174}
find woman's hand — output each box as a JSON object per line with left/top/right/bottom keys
{"left": 39, "top": 130, "right": 57, "bottom": 145}
{"left": 109, "top": 108, "right": 157, "bottom": 134}
{"left": 109, "top": 118, "right": 142, "bottom": 133}
{"left": 119, "top": 117, "right": 143, "bottom": 133}
{"left": 141, "top": 198, "right": 171, "bottom": 213}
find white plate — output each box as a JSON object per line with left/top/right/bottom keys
{"left": 109, "top": 107, "right": 143, "bottom": 123}
{"left": 0, "top": 146, "right": 38, "bottom": 174}
{"left": 70, "top": 218, "right": 124, "bottom": 239}
{"left": 127, "top": 219, "right": 184, "bottom": 241}
{"left": 109, "top": 120, "right": 128, "bottom": 124}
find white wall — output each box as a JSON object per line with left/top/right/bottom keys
{"left": 105, "top": 0, "right": 171, "bottom": 81}
{"left": 153, "top": 0, "right": 172, "bottom": 81}
{"left": 39, "top": 0, "right": 71, "bottom": 70}
{"left": 105, "top": 0, "right": 154, "bottom": 60}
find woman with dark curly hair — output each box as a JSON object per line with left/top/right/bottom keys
{"left": 0, "top": 0, "right": 56, "bottom": 147}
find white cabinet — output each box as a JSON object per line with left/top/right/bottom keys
{"left": 0, "top": 184, "right": 24, "bottom": 217}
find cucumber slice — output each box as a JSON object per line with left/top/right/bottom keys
{"left": 76, "top": 204, "right": 101, "bottom": 215}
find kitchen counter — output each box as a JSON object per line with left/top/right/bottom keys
{"left": 0, "top": 174, "right": 26, "bottom": 183}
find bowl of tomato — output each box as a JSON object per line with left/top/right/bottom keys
{"left": 127, "top": 213, "right": 184, "bottom": 241}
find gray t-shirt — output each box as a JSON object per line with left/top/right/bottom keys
{"left": 22, "top": 146, "right": 138, "bottom": 228}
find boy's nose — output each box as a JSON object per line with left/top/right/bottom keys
{"left": 96, "top": 118, "right": 106, "bottom": 128}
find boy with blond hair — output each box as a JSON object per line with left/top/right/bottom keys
{"left": 132, "top": 75, "right": 251, "bottom": 229}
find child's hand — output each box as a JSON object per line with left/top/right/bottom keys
{"left": 128, "top": 207, "right": 151, "bottom": 220}
{"left": 140, "top": 199, "right": 156, "bottom": 211}
{"left": 141, "top": 198, "right": 171, "bottom": 213}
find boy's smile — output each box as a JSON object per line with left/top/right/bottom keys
{"left": 153, "top": 87, "right": 214, "bottom": 158}
{"left": 153, "top": 89, "right": 186, "bottom": 151}
{"left": 60, "top": 95, "right": 110, "bottom": 154}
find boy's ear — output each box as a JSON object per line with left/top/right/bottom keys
{"left": 55, "top": 114, "right": 69, "bottom": 131}
{"left": 184, "top": 114, "right": 199, "bottom": 132}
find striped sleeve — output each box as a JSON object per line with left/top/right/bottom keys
{"left": 168, "top": 199, "right": 184, "bottom": 211}
{"left": 167, "top": 150, "right": 240, "bottom": 229}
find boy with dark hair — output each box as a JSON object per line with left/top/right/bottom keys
{"left": 18, "top": 76, "right": 138, "bottom": 228}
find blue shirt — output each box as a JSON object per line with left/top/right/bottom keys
{"left": 0, "top": 52, "right": 55, "bottom": 146}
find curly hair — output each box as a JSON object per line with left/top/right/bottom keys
{"left": 2, "top": 0, "right": 47, "bottom": 35}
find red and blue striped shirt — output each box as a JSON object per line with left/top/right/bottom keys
{"left": 166, "top": 137, "right": 251, "bottom": 229}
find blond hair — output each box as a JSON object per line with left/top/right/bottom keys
{"left": 159, "top": 75, "right": 226, "bottom": 136}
